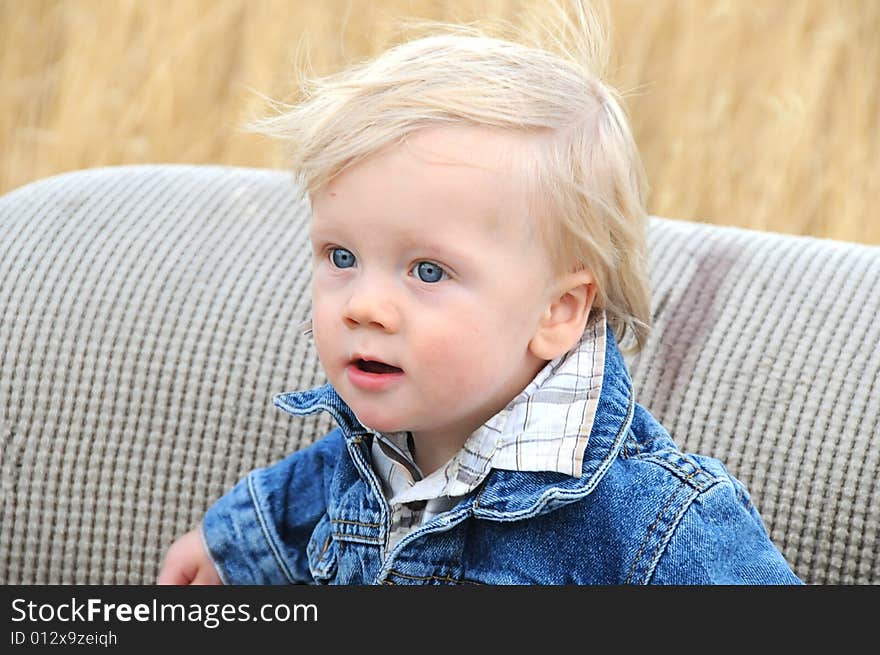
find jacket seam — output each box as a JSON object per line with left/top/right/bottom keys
{"left": 643, "top": 478, "right": 726, "bottom": 584}
{"left": 384, "top": 569, "right": 463, "bottom": 585}
{"left": 200, "top": 522, "right": 230, "bottom": 585}
{"left": 382, "top": 575, "right": 485, "bottom": 585}
{"left": 248, "top": 472, "right": 296, "bottom": 584}
{"left": 317, "top": 534, "right": 332, "bottom": 561}
{"left": 330, "top": 518, "right": 382, "bottom": 528}
{"left": 332, "top": 532, "right": 384, "bottom": 545}
{"left": 637, "top": 452, "right": 716, "bottom": 492}
{"left": 344, "top": 438, "right": 391, "bottom": 552}
{"left": 642, "top": 485, "right": 706, "bottom": 584}
{"left": 621, "top": 433, "right": 667, "bottom": 459}
{"left": 625, "top": 468, "right": 703, "bottom": 584}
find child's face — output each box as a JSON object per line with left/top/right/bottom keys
{"left": 309, "top": 126, "right": 558, "bottom": 448}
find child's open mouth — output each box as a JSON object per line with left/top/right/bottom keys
{"left": 347, "top": 358, "right": 404, "bottom": 391}
{"left": 355, "top": 359, "right": 403, "bottom": 374}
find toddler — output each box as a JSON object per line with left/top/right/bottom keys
{"left": 158, "top": 5, "right": 801, "bottom": 585}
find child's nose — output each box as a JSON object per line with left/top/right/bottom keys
{"left": 343, "top": 289, "right": 399, "bottom": 333}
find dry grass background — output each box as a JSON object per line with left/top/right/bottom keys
{"left": 1, "top": 0, "right": 877, "bottom": 243}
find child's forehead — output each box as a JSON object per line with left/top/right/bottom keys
{"left": 315, "top": 124, "right": 540, "bottom": 235}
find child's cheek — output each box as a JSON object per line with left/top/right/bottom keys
{"left": 415, "top": 319, "right": 491, "bottom": 392}
{"left": 310, "top": 299, "right": 341, "bottom": 366}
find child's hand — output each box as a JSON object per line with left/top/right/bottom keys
{"left": 157, "top": 528, "right": 222, "bottom": 585}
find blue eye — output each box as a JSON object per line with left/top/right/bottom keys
{"left": 413, "top": 261, "right": 446, "bottom": 283}
{"left": 330, "top": 248, "right": 356, "bottom": 269}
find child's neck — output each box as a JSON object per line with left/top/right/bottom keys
{"left": 409, "top": 422, "right": 478, "bottom": 477}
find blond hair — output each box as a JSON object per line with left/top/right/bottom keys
{"left": 254, "top": 1, "right": 651, "bottom": 353}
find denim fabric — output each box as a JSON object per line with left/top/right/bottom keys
{"left": 202, "top": 324, "right": 802, "bottom": 585}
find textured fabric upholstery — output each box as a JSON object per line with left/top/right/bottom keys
{"left": 627, "top": 218, "right": 880, "bottom": 585}
{"left": 1, "top": 165, "right": 877, "bottom": 584}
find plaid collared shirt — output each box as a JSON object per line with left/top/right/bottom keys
{"left": 369, "top": 313, "right": 607, "bottom": 552}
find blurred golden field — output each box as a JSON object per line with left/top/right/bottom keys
{"left": 1, "top": 0, "right": 878, "bottom": 244}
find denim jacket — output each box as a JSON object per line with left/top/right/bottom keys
{"left": 202, "top": 325, "right": 802, "bottom": 585}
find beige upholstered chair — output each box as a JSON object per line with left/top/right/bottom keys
{"left": 1, "top": 165, "right": 877, "bottom": 584}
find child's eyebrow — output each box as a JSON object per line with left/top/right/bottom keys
{"left": 408, "top": 241, "right": 471, "bottom": 264}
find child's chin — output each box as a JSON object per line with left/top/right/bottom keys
{"left": 350, "top": 408, "right": 405, "bottom": 434}
{"left": 365, "top": 420, "right": 406, "bottom": 434}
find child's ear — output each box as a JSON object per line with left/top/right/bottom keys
{"left": 529, "top": 270, "right": 597, "bottom": 361}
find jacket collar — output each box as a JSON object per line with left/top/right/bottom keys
{"left": 273, "top": 319, "right": 634, "bottom": 520}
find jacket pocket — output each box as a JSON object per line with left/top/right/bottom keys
{"left": 306, "top": 514, "right": 338, "bottom": 583}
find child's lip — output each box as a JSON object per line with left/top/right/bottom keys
{"left": 345, "top": 361, "right": 405, "bottom": 391}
